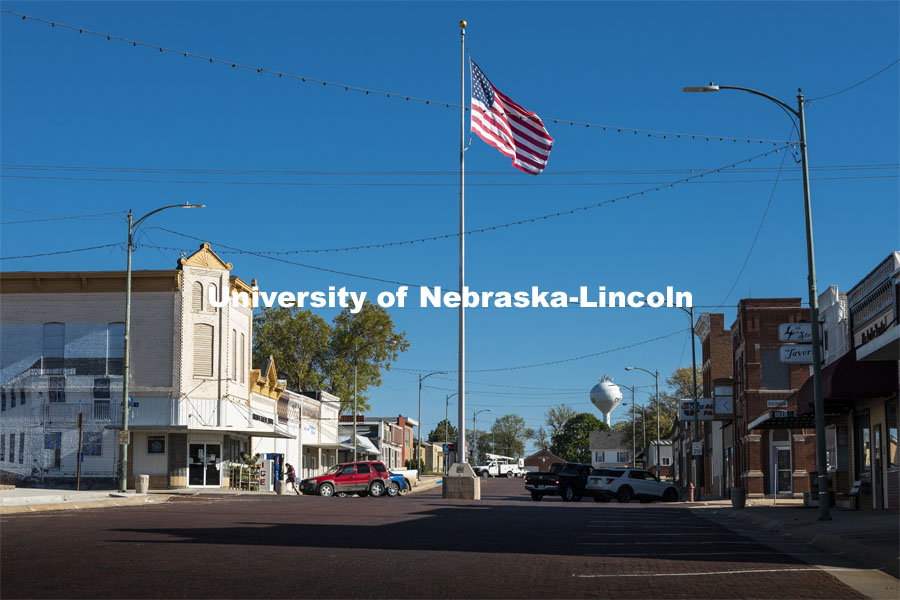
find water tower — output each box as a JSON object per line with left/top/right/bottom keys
{"left": 590, "top": 376, "right": 622, "bottom": 425}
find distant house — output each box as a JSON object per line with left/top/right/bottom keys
{"left": 523, "top": 448, "right": 566, "bottom": 472}
{"left": 639, "top": 440, "right": 673, "bottom": 479}
{"left": 589, "top": 431, "right": 632, "bottom": 469}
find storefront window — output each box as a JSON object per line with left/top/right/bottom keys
{"left": 857, "top": 411, "right": 871, "bottom": 473}
{"left": 887, "top": 401, "right": 897, "bottom": 468}
{"left": 825, "top": 425, "right": 849, "bottom": 471}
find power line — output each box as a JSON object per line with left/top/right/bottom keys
{"left": 4, "top": 173, "right": 895, "bottom": 187}
{"left": 1, "top": 9, "right": 790, "bottom": 146}
{"left": 0, "top": 209, "right": 125, "bottom": 224}
{"left": 807, "top": 58, "right": 900, "bottom": 103}
{"left": 144, "top": 145, "right": 790, "bottom": 255}
{"left": 4, "top": 162, "right": 894, "bottom": 176}
{"left": 0, "top": 243, "right": 122, "bottom": 260}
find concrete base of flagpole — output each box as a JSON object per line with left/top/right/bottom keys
{"left": 442, "top": 463, "right": 481, "bottom": 500}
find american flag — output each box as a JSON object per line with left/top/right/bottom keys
{"left": 470, "top": 59, "right": 554, "bottom": 175}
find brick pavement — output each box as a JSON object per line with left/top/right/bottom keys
{"left": 0, "top": 478, "right": 875, "bottom": 599}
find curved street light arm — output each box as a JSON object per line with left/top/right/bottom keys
{"left": 716, "top": 85, "right": 799, "bottom": 117}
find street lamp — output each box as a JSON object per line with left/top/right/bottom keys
{"left": 677, "top": 305, "right": 701, "bottom": 494}
{"left": 353, "top": 338, "right": 396, "bottom": 462}
{"left": 622, "top": 385, "right": 637, "bottom": 468}
{"left": 418, "top": 370, "right": 448, "bottom": 468}
{"left": 120, "top": 203, "right": 204, "bottom": 493}
{"left": 445, "top": 392, "right": 458, "bottom": 444}
{"left": 684, "top": 82, "right": 829, "bottom": 521}
{"left": 472, "top": 408, "right": 492, "bottom": 465}
{"left": 625, "top": 366, "right": 660, "bottom": 474}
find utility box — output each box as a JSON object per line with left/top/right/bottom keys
{"left": 442, "top": 462, "right": 480, "bottom": 500}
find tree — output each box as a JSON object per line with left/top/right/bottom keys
{"left": 253, "top": 307, "right": 330, "bottom": 392}
{"left": 550, "top": 412, "right": 609, "bottom": 463}
{"left": 253, "top": 301, "right": 409, "bottom": 415}
{"left": 545, "top": 404, "right": 577, "bottom": 437}
{"left": 327, "top": 302, "right": 409, "bottom": 414}
{"left": 427, "top": 419, "right": 458, "bottom": 444}
{"left": 524, "top": 426, "right": 550, "bottom": 449}
{"left": 490, "top": 414, "right": 527, "bottom": 457}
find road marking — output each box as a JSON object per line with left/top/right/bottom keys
{"left": 583, "top": 551, "right": 836, "bottom": 557}
{"left": 573, "top": 567, "right": 878, "bottom": 578}
{"left": 584, "top": 532, "right": 726, "bottom": 537}
{"left": 581, "top": 541, "right": 763, "bottom": 545}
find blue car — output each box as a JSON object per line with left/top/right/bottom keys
{"left": 387, "top": 471, "right": 408, "bottom": 497}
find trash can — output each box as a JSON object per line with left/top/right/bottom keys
{"left": 136, "top": 474, "right": 149, "bottom": 494}
{"left": 275, "top": 479, "right": 285, "bottom": 495}
{"left": 730, "top": 487, "right": 746, "bottom": 509}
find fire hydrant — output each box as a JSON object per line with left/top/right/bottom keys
{"left": 688, "top": 482, "right": 695, "bottom": 503}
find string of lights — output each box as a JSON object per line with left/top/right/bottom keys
{"left": 148, "top": 144, "right": 791, "bottom": 255}
{"left": 0, "top": 243, "right": 122, "bottom": 260}
{"left": 1, "top": 9, "right": 792, "bottom": 146}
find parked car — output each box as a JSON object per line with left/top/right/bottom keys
{"left": 524, "top": 462, "right": 593, "bottom": 501}
{"left": 299, "top": 461, "right": 391, "bottom": 497}
{"left": 386, "top": 471, "right": 408, "bottom": 497}
{"left": 585, "top": 467, "right": 680, "bottom": 503}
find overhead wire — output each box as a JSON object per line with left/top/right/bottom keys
{"left": 807, "top": 58, "right": 900, "bottom": 103}
{"left": 0, "top": 209, "right": 126, "bottom": 224}
{"left": 0, "top": 243, "right": 122, "bottom": 260}
{"left": 145, "top": 144, "right": 793, "bottom": 255}
{"left": 1, "top": 9, "right": 791, "bottom": 146}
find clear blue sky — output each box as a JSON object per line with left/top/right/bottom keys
{"left": 2, "top": 2, "right": 898, "bottom": 452}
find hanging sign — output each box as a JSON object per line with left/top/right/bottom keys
{"left": 780, "top": 344, "right": 814, "bottom": 364}
{"left": 778, "top": 323, "right": 814, "bottom": 343}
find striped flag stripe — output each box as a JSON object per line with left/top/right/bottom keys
{"left": 472, "top": 105, "right": 549, "bottom": 165}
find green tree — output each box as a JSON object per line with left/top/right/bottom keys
{"left": 253, "top": 302, "right": 409, "bottom": 415}
{"left": 524, "top": 426, "right": 550, "bottom": 449}
{"left": 327, "top": 302, "right": 409, "bottom": 414}
{"left": 427, "top": 419, "right": 458, "bottom": 444}
{"left": 253, "top": 307, "right": 330, "bottom": 392}
{"left": 490, "top": 414, "right": 527, "bottom": 457}
{"left": 550, "top": 413, "right": 609, "bottom": 463}
{"left": 545, "top": 404, "right": 577, "bottom": 437}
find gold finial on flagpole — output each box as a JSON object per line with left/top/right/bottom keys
{"left": 459, "top": 20, "right": 467, "bottom": 29}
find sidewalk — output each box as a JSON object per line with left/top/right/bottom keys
{"left": 0, "top": 488, "right": 167, "bottom": 514}
{"left": 687, "top": 498, "right": 900, "bottom": 578}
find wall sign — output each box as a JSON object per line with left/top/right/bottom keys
{"left": 780, "top": 344, "right": 813, "bottom": 364}
{"left": 679, "top": 398, "right": 714, "bottom": 421}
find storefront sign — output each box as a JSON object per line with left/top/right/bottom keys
{"left": 778, "top": 323, "right": 815, "bottom": 342}
{"left": 780, "top": 344, "right": 813, "bottom": 364}
{"left": 252, "top": 412, "right": 274, "bottom": 425}
{"left": 853, "top": 307, "right": 894, "bottom": 349}
{"left": 767, "top": 399, "right": 789, "bottom": 408}
{"left": 679, "top": 398, "right": 714, "bottom": 421}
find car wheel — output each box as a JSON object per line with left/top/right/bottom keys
{"left": 386, "top": 481, "right": 400, "bottom": 497}
{"left": 369, "top": 480, "right": 385, "bottom": 497}
{"left": 318, "top": 483, "right": 334, "bottom": 497}
{"left": 562, "top": 485, "right": 576, "bottom": 502}
{"left": 530, "top": 491, "right": 543, "bottom": 501}
{"left": 505, "top": 471, "right": 514, "bottom": 478}
{"left": 616, "top": 486, "right": 633, "bottom": 503}
{"left": 481, "top": 471, "right": 490, "bottom": 479}
{"left": 663, "top": 488, "right": 678, "bottom": 502}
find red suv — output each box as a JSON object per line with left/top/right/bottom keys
{"left": 299, "top": 461, "right": 391, "bottom": 497}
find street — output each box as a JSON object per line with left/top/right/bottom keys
{"left": 0, "top": 478, "right": 868, "bottom": 599}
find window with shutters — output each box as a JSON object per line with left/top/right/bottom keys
{"left": 207, "top": 283, "right": 218, "bottom": 312}
{"left": 192, "top": 282, "right": 204, "bottom": 312}
{"left": 193, "top": 324, "right": 214, "bottom": 377}
{"left": 42, "top": 322, "right": 65, "bottom": 372}
{"left": 232, "top": 330, "right": 237, "bottom": 381}
{"left": 240, "top": 333, "right": 246, "bottom": 383}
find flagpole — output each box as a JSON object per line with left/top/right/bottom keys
{"left": 457, "top": 18, "right": 467, "bottom": 465}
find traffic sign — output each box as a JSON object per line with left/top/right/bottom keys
{"left": 691, "top": 442, "right": 703, "bottom": 456}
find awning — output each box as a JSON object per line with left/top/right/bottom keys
{"left": 793, "top": 348, "right": 898, "bottom": 414}
{"left": 303, "top": 442, "right": 355, "bottom": 450}
{"left": 748, "top": 410, "right": 816, "bottom": 430}
{"left": 339, "top": 434, "right": 381, "bottom": 455}
{"left": 107, "top": 425, "right": 295, "bottom": 439}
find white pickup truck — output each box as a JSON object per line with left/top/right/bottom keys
{"left": 472, "top": 455, "right": 528, "bottom": 478}
{"left": 388, "top": 468, "right": 419, "bottom": 490}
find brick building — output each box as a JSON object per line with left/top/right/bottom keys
{"left": 730, "top": 299, "right": 816, "bottom": 498}
{"left": 523, "top": 448, "right": 565, "bottom": 472}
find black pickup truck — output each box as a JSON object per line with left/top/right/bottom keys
{"left": 524, "top": 462, "right": 593, "bottom": 501}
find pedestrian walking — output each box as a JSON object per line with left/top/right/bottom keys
{"left": 285, "top": 463, "right": 300, "bottom": 495}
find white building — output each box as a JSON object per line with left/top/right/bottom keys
{"left": 0, "top": 245, "right": 292, "bottom": 488}
{"left": 589, "top": 430, "right": 632, "bottom": 469}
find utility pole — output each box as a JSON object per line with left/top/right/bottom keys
{"left": 417, "top": 370, "right": 447, "bottom": 469}
{"left": 76, "top": 412, "right": 83, "bottom": 491}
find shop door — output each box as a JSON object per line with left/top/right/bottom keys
{"left": 873, "top": 425, "right": 883, "bottom": 510}
{"left": 188, "top": 443, "right": 222, "bottom": 487}
{"left": 44, "top": 432, "right": 61, "bottom": 469}
{"left": 774, "top": 448, "right": 792, "bottom": 495}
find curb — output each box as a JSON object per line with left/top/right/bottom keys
{"left": 693, "top": 507, "right": 898, "bottom": 575}
{"left": 0, "top": 494, "right": 171, "bottom": 515}
{"left": 408, "top": 480, "right": 442, "bottom": 495}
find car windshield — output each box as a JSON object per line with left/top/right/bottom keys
{"left": 323, "top": 464, "right": 343, "bottom": 476}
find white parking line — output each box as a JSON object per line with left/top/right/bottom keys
{"left": 573, "top": 567, "right": 877, "bottom": 578}
{"left": 584, "top": 532, "right": 725, "bottom": 537}
{"left": 580, "top": 541, "right": 763, "bottom": 545}
{"left": 583, "top": 551, "right": 835, "bottom": 557}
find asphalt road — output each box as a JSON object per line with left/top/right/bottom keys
{"left": 0, "top": 478, "right": 868, "bottom": 599}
